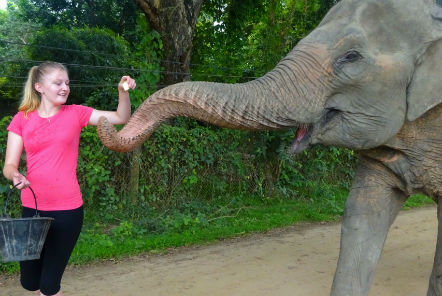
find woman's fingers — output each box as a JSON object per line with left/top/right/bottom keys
{"left": 13, "top": 173, "right": 30, "bottom": 189}
{"left": 120, "top": 76, "right": 136, "bottom": 91}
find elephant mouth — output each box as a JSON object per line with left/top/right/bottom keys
{"left": 290, "top": 124, "right": 312, "bottom": 154}
{"left": 289, "top": 108, "right": 341, "bottom": 154}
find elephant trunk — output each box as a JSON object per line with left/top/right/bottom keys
{"left": 97, "top": 44, "right": 332, "bottom": 152}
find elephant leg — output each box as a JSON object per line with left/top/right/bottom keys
{"left": 428, "top": 200, "right": 442, "bottom": 296}
{"left": 330, "top": 160, "right": 406, "bottom": 296}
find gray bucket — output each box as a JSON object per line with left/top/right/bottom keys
{"left": 0, "top": 184, "right": 53, "bottom": 262}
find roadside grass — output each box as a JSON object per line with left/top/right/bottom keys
{"left": 403, "top": 194, "right": 434, "bottom": 209}
{"left": 0, "top": 190, "right": 434, "bottom": 274}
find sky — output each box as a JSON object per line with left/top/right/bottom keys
{"left": 0, "top": 0, "right": 6, "bottom": 10}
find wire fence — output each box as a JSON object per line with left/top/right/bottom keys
{"left": 0, "top": 63, "right": 262, "bottom": 90}
{"left": 0, "top": 35, "right": 269, "bottom": 95}
{"left": 0, "top": 38, "right": 262, "bottom": 73}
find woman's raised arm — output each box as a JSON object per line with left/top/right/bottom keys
{"left": 88, "top": 76, "right": 136, "bottom": 126}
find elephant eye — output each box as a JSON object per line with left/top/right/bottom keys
{"left": 335, "top": 50, "right": 362, "bottom": 67}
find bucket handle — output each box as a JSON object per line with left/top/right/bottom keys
{"left": 2, "top": 182, "right": 39, "bottom": 218}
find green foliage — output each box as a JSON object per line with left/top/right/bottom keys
{"left": 0, "top": 77, "right": 12, "bottom": 101}
{"left": 77, "top": 127, "right": 122, "bottom": 217}
{"left": 0, "top": 116, "right": 10, "bottom": 171}
{"left": 2, "top": 22, "right": 163, "bottom": 109}
{"left": 0, "top": 7, "right": 42, "bottom": 116}
{"left": 0, "top": 116, "right": 24, "bottom": 220}
{"left": 192, "top": 0, "right": 338, "bottom": 81}
{"left": 1, "top": 5, "right": 162, "bottom": 110}
{"left": 403, "top": 194, "right": 434, "bottom": 210}
{"left": 11, "top": 0, "right": 139, "bottom": 42}
{"left": 129, "top": 14, "right": 163, "bottom": 108}
{"left": 73, "top": 118, "right": 356, "bottom": 223}
{"left": 247, "top": 0, "right": 331, "bottom": 71}
{"left": 27, "top": 26, "right": 131, "bottom": 106}
{"left": 0, "top": 4, "right": 41, "bottom": 60}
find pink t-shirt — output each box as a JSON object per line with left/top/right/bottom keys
{"left": 7, "top": 105, "right": 93, "bottom": 211}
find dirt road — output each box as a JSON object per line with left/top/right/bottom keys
{"left": 0, "top": 206, "right": 438, "bottom": 296}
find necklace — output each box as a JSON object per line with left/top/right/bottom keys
{"left": 38, "top": 109, "right": 58, "bottom": 123}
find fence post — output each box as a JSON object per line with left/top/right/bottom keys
{"left": 129, "top": 146, "right": 142, "bottom": 205}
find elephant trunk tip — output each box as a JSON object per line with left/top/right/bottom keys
{"left": 97, "top": 116, "right": 139, "bottom": 153}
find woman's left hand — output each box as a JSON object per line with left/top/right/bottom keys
{"left": 118, "top": 76, "right": 136, "bottom": 92}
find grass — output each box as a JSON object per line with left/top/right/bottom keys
{"left": 403, "top": 194, "right": 434, "bottom": 209}
{"left": 0, "top": 190, "right": 435, "bottom": 274}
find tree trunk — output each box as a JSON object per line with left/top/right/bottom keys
{"left": 134, "top": 0, "right": 204, "bottom": 86}
{"left": 130, "top": 0, "right": 203, "bottom": 204}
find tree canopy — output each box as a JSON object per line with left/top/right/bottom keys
{"left": 192, "top": 0, "right": 338, "bottom": 82}
{"left": 11, "top": 0, "right": 140, "bottom": 42}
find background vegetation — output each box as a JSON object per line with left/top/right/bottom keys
{"left": 0, "top": 0, "right": 433, "bottom": 272}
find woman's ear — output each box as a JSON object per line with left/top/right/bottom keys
{"left": 34, "top": 82, "right": 43, "bottom": 94}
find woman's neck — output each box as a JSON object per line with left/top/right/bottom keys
{"left": 38, "top": 102, "right": 61, "bottom": 118}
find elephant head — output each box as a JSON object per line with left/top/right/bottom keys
{"left": 97, "top": 0, "right": 442, "bottom": 153}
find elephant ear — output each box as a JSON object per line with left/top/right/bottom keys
{"left": 406, "top": 3, "right": 442, "bottom": 121}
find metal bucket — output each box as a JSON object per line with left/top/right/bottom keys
{"left": 0, "top": 184, "right": 53, "bottom": 262}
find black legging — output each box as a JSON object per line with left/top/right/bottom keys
{"left": 20, "top": 206, "right": 83, "bottom": 296}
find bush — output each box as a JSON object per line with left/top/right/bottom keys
{"left": 0, "top": 114, "right": 357, "bottom": 222}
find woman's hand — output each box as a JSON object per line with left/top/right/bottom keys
{"left": 118, "top": 76, "right": 136, "bottom": 92}
{"left": 12, "top": 171, "right": 30, "bottom": 189}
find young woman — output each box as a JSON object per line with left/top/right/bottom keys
{"left": 2, "top": 61, "right": 136, "bottom": 296}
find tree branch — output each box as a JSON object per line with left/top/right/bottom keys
{"left": 134, "top": 0, "right": 160, "bottom": 31}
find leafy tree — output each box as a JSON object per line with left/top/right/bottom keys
{"left": 128, "top": 13, "right": 162, "bottom": 108}
{"left": 25, "top": 26, "right": 131, "bottom": 106}
{"left": 10, "top": 0, "right": 140, "bottom": 43}
{"left": 134, "top": 0, "right": 204, "bottom": 86}
{"left": 0, "top": 6, "right": 42, "bottom": 116}
{"left": 191, "top": 0, "right": 267, "bottom": 83}
{"left": 247, "top": 0, "right": 339, "bottom": 71}
{"left": 193, "top": 0, "right": 338, "bottom": 81}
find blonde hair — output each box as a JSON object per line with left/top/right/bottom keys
{"left": 19, "top": 61, "right": 68, "bottom": 116}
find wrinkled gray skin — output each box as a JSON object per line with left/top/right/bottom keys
{"left": 98, "top": 0, "right": 442, "bottom": 295}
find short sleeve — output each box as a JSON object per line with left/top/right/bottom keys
{"left": 6, "top": 112, "right": 25, "bottom": 136}
{"left": 73, "top": 104, "right": 94, "bottom": 128}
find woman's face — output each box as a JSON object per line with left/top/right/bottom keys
{"left": 35, "top": 68, "right": 70, "bottom": 106}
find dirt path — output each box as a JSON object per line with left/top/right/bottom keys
{"left": 0, "top": 206, "right": 438, "bottom": 296}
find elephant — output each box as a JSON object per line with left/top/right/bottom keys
{"left": 97, "top": 0, "right": 442, "bottom": 295}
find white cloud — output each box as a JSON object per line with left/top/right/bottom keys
{"left": 0, "top": 0, "right": 6, "bottom": 10}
